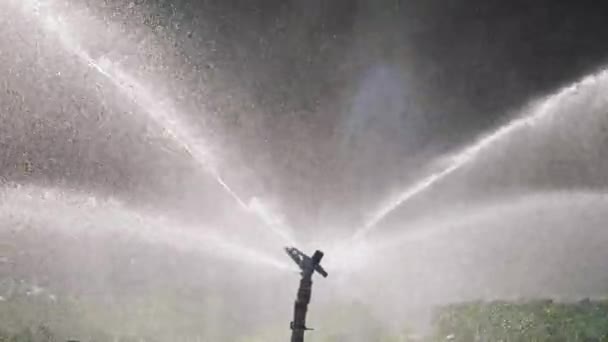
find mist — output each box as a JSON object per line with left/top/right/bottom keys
{"left": 2, "top": 0, "right": 608, "bottom": 340}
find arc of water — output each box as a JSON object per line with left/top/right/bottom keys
{"left": 13, "top": 0, "right": 295, "bottom": 245}
{"left": 369, "top": 191, "right": 608, "bottom": 264}
{"left": 354, "top": 68, "right": 608, "bottom": 239}
{"left": 0, "top": 184, "right": 291, "bottom": 271}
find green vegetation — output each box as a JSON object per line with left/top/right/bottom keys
{"left": 432, "top": 299, "right": 608, "bottom": 341}
{"left": 0, "top": 292, "right": 234, "bottom": 342}
{"left": 3, "top": 298, "right": 608, "bottom": 341}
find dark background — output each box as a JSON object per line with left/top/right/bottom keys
{"left": 159, "top": 0, "right": 608, "bottom": 234}
{"left": 4, "top": 0, "right": 608, "bottom": 237}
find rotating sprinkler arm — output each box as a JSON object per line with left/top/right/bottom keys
{"left": 314, "top": 264, "right": 328, "bottom": 278}
{"left": 284, "top": 247, "right": 328, "bottom": 277}
{"left": 285, "top": 247, "right": 305, "bottom": 268}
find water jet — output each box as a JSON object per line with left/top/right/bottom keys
{"left": 355, "top": 68, "right": 608, "bottom": 239}
{"left": 8, "top": 0, "right": 295, "bottom": 246}
{"left": 0, "top": 184, "right": 290, "bottom": 271}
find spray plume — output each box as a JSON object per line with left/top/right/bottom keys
{"left": 355, "top": 68, "right": 608, "bottom": 239}
{"left": 12, "top": 0, "right": 295, "bottom": 245}
{"left": 0, "top": 184, "right": 291, "bottom": 271}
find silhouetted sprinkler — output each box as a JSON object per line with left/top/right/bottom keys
{"left": 284, "top": 247, "right": 328, "bottom": 342}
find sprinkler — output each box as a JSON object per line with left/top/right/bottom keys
{"left": 284, "top": 247, "right": 328, "bottom": 342}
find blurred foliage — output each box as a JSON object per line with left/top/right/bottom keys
{"left": 431, "top": 299, "right": 608, "bottom": 342}
{"left": 3, "top": 297, "right": 608, "bottom": 341}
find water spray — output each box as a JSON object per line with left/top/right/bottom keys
{"left": 12, "top": 0, "right": 295, "bottom": 245}
{"left": 284, "top": 247, "right": 328, "bottom": 342}
{"left": 354, "top": 68, "right": 608, "bottom": 239}
{"left": 0, "top": 184, "right": 291, "bottom": 271}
